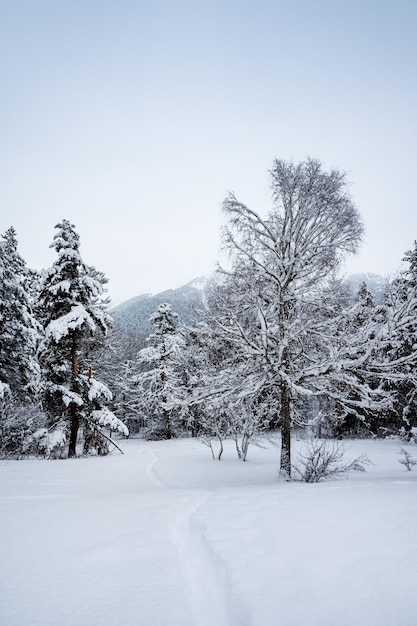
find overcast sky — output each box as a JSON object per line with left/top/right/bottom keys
{"left": 1, "top": 0, "right": 416, "bottom": 304}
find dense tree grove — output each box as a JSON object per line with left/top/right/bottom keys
{"left": 1, "top": 159, "right": 417, "bottom": 470}
{"left": 0, "top": 220, "right": 128, "bottom": 458}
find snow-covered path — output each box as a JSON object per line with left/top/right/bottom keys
{"left": 1, "top": 437, "right": 416, "bottom": 625}
{"left": 142, "top": 445, "right": 234, "bottom": 625}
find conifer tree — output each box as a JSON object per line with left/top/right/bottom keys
{"left": 130, "top": 303, "right": 184, "bottom": 439}
{"left": 0, "top": 227, "right": 40, "bottom": 400}
{"left": 0, "top": 227, "right": 42, "bottom": 456}
{"left": 37, "top": 220, "right": 127, "bottom": 458}
{"left": 382, "top": 241, "right": 417, "bottom": 435}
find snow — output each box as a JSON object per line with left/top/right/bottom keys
{"left": 90, "top": 407, "right": 129, "bottom": 436}
{"left": 87, "top": 378, "right": 112, "bottom": 402}
{"left": 49, "top": 279, "right": 71, "bottom": 295}
{"left": 50, "top": 384, "right": 83, "bottom": 407}
{"left": 1, "top": 437, "right": 416, "bottom": 626}
{"left": 0, "top": 381, "right": 10, "bottom": 399}
{"left": 45, "top": 304, "right": 96, "bottom": 342}
{"left": 29, "top": 424, "right": 67, "bottom": 456}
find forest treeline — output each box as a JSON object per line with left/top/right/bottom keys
{"left": 1, "top": 158, "right": 416, "bottom": 478}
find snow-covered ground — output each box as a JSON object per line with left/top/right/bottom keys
{"left": 1, "top": 436, "right": 416, "bottom": 626}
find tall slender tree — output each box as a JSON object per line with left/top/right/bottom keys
{"left": 381, "top": 241, "right": 417, "bottom": 435}
{"left": 0, "top": 227, "right": 42, "bottom": 456}
{"left": 213, "top": 158, "right": 364, "bottom": 477}
{"left": 0, "top": 227, "right": 40, "bottom": 400}
{"left": 130, "top": 303, "right": 184, "bottom": 439}
{"left": 38, "top": 220, "right": 127, "bottom": 458}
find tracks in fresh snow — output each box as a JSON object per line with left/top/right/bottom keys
{"left": 145, "top": 448, "right": 167, "bottom": 489}
{"left": 170, "top": 491, "right": 236, "bottom": 626}
{"left": 144, "top": 446, "right": 237, "bottom": 626}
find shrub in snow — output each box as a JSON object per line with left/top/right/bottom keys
{"left": 25, "top": 423, "right": 68, "bottom": 459}
{"left": 199, "top": 402, "right": 268, "bottom": 462}
{"left": 292, "top": 439, "right": 370, "bottom": 483}
{"left": 398, "top": 447, "right": 417, "bottom": 471}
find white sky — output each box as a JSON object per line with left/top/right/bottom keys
{"left": 1, "top": 0, "right": 416, "bottom": 304}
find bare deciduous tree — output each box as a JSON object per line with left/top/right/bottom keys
{"left": 398, "top": 446, "right": 417, "bottom": 471}
{"left": 218, "top": 158, "right": 363, "bottom": 477}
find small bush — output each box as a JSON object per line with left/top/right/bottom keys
{"left": 25, "top": 422, "right": 68, "bottom": 459}
{"left": 0, "top": 399, "right": 46, "bottom": 458}
{"left": 293, "top": 439, "right": 370, "bottom": 483}
{"left": 398, "top": 447, "right": 417, "bottom": 471}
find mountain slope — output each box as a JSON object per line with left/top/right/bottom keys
{"left": 111, "top": 279, "right": 206, "bottom": 340}
{"left": 344, "top": 272, "right": 386, "bottom": 303}
{"left": 111, "top": 273, "right": 386, "bottom": 341}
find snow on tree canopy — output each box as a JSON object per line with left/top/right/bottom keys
{"left": 49, "top": 280, "right": 72, "bottom": 295}
{"left": 51, "top": 220, "right": 80, "bottom": 252}
{"left": 87, "top": 378, "right": 112, "bottom": 403}
{"left": 45, "top": 304, "right": 97, "bottom": 343}
{"left": 0, "top": 381, "right": 10, "bottom": 400}
{"left": 49, "top": 384, "right": 83, "bottom": 407}
{"left": 90, "top": 407, "right": 129, "bottom": 436}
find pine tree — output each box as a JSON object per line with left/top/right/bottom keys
{"left": 0, "top": 227, "right": 40, "bottom": 400}
{"left": 382, "top": 242, "right": 417, "bottom": 436}
{"left": 0, "top": 227, "right": 43, "bottom": 457}
{"left": 130, "top": 303, "right": 184, "bottom": 439}
{"left": 37, "top": 220, "right": 127, "bottom": 458}
{"left": 310, "top": 280, "right": 387, "bottom": 438}
{"left": 94, "top": 326, "right": 144, "bottom": 435}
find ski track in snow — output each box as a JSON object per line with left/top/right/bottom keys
{"left": 3, "top": 438, "right": 416, "bottom": 626}
{"left": 145, "top": 447, "right": 168, "bottom": 489}
{"left": 146, "top": 445, "right": 242, "bottom": 626}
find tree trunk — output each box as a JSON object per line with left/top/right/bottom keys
{"left": 279, "top": 380, "right": 292, "bottom": 479}
{"left": 163, "top": 407, "right": 172, "bottom": 439}
{"left": 68, "top": 403, "right": 79, "bottom": 457}
{"left": 68, "top": 341, "right": 79, "bottom": 457}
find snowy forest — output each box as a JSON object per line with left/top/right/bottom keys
{"left": 1, "top": 158, "right": 417, "bottom": 478}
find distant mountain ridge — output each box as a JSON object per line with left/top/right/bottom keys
{"left": 111, "top": 277, "right": 208, "bottom": 341}
{"left": 344, "top": 273, "right": 386, "bottom": 303}
{"left": 112, "top": 273, "right": 385, "bottom": 341}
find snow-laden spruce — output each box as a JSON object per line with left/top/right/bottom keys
{"left": 127, "top": 303, "right": 185, "bottom": 439}
{"left": 381, "top": 240, "right": 417, "bottom": 433}
{"left": 0, "top": 227, "right": 42, "bottom": 456}
{"left": 37, "top": 220, "right": 128, "bottom": 458}
{"left": 0, "top": 227, "right": 40, "bottom": 400}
